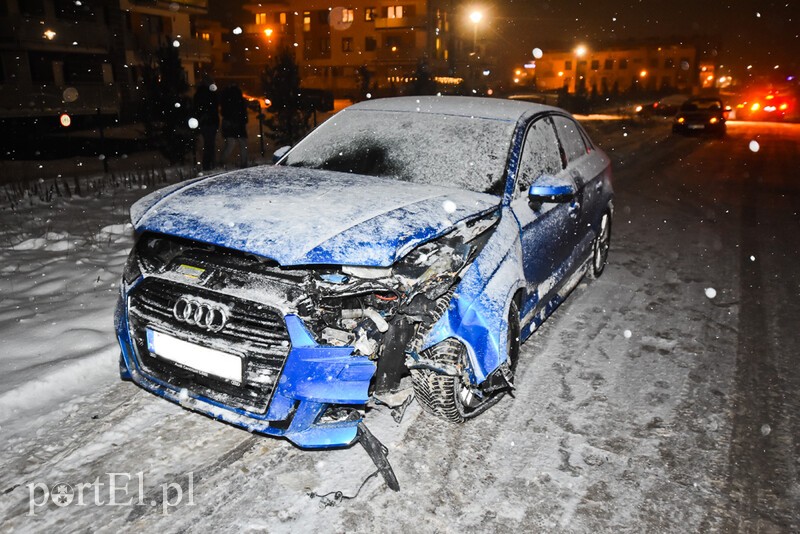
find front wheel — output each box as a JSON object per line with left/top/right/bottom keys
{"left": 587, "top": 211, "right": 611, "bottom": 279}
{"left": 411, "top": 299, "right": 519, "bottom": 423}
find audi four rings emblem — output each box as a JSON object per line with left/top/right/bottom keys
{"left": 173, "top": 296, "right": 229, "bottom": 332}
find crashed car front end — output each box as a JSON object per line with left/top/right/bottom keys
{"left": 115, "top": 204, "right": 503, "bottom": 449}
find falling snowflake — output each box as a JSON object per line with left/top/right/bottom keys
{"left": 705, "top": 287, "right": 717, "bottom": 299}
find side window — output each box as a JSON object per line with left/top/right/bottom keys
{"left": 552, "top": 116, "right": 587, "bottom": 163}
{"left": 516, "top": 117, "right": 563, "bottom": 193}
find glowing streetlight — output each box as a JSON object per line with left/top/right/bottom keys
{"left": 469, "top": 10, "right": 483, "bottom": 54}
{"left": 574, "top": 44, "right": 587, "bottom": 57}
{"left": 263, "top": 28, "right": 273, "bottom": 38}
{"left": 44, "top": 29, "right": 56, "bottom": 40}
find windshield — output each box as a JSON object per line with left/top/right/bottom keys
{"left": 281, "top": 109, "right": 515, "bottom": 195}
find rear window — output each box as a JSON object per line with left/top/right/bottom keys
{"left": 681, "top": 99, "right": 722, "bottom": 111}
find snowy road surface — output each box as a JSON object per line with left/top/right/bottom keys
{"left": 1, "top": 119, "right": 798, "bottom": 532}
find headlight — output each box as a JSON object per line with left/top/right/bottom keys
{"left": 394, "top": 211, "right": 499, "bottom": 299}
{"left": 122, "top": 247, "right": 142, "bottom": 285}
{"left": 137, "top": 234, "right": 189, "bottom": 272}
{"left": 123, "top": 233, "right": 190, "bottom": 284}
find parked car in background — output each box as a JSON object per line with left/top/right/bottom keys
{"left": 635, "top": 94, "right": 688, "bottom": 117}
{"left": 115, "top": 96, "right": 613, "bottom": 453}
{"left": 672, "top": 97, "right": 727, "bottom": 137}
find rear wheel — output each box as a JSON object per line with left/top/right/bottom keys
{"left": 411, "top": 297, "right": 519, "bottom": 423}
{"left": 588, "top": 211, "right": 611, "bottom": 279}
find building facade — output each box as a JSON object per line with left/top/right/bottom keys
{"left": 518, "top": 41, "right": 716, "bottom": 96}
{"left": 0, "top": 0, "right": 121, "bottom": 129}
{"left": 0, "top": 0, "right": 211, "bottom": 129}
{"left": 241, "top": 0, "right": 462, "bottom": 98}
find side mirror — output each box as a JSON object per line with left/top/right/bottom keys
{"left": 272, "top": 145, "right": 291, "bottom": 163}
{"left": 527, "top": 175, "right": 576, "bottom": 204}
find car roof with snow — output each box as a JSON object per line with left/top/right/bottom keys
{"left": 347, "top": 95, "right": 557, "bottom": 123}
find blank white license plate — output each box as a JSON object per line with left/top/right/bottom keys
{"left": 688, "top": 124, "right": 704, "bottom": 129}
{"left": 146, "top": 329, "right": 243, "bottom": 382}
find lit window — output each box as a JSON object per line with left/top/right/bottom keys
{"left": 303, "top": 12, "right": 311, "bottom": 32}
{"left": 388, "top": 5, "right": 403, "bottom": 19}
{"left": 365, "top": 7, "right": 376, "bottom": 21}
{"left": 279, "top": 12, "right": 287, "bottom": 25}
{"left": 255, "top": 13, "right": 267, "bottom": 25}
{"left": 200, "top": 32, "right": 210, "bottom": 41}
{"left": 343, "top": 8, "right": 354, "bottom": 23}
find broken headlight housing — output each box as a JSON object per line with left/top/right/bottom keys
{"left": 305, "top": 210, "right": 500, "bottom": 353}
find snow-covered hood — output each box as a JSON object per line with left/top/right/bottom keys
{"left": 131, "top": 166, "right": 500, "bottom": 267}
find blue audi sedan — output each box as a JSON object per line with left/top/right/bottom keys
{"left": 115, "top": 96, "right": 612, "bottom": 450}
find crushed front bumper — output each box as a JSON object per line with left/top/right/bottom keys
{"left": 115, "top": 298, "right": 376, "bottom": 449}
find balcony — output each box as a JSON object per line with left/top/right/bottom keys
{"left": 0, "top": 16, "right": 110, "bottom": 51}
{"left": 376, "top": 47, "right": 425, "bottom": 64}
{"left": 132, "top": 34, "right": 212, "bottom": 63}
{"left": 373, "top": 15, "right": 427, "bottom": 30}
{"left": 177, "top": 38, "right": 213, "bottom": 62}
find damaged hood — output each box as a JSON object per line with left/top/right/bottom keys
{"left": 131, "top": 166, "right": 500, "bottom": 267}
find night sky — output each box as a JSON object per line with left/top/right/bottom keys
{"left": 493, "top": 0, "right": 799, "bottom": 79}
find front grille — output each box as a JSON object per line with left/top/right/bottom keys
{"left": 127, "top": 277, "right": 291, "bottom": 414}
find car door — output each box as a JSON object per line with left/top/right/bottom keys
{"left": 551, "top": 114, "right": 596, "bottom": 263}
{"left": 510, "top": 115, "right": 579, "bottom": 322}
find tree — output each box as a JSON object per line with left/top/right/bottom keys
{"left": 411, "top": 59, "right": 437, "bottom": 95}
{"left": 140, "top": 38, "right": 193, "bottom": 164}
{"left": 261, "top": 49, "right": 311, "bottom": 146}
{"left": 356, "top": 65, "right": 373, "bottom": 99}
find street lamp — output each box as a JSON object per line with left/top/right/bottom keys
{"left": 572, "top": 44, "right": 589, "bottom": 93}
{"left": 469, "top": 10, "right": 482, "bottom": 54}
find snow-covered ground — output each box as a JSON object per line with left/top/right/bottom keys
{"left": 1, "top": 118, "right": 798, "bottom": 533}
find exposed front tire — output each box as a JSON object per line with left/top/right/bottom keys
{"left": 587, "top": 211, "right": 611, "bottom": 279}
{"left": 411, "top": 297, "right": 519, "bottom": 423}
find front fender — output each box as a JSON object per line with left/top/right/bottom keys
{"left": 421, "top": 211, "right": 525, "bottom": 383}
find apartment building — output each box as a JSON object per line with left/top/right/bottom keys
{"left": 0, "top": 0, "right": 211, "bottom": 129}
{"left": 522, "top": 41, "right": 714, "bottom": 95}
{"left": 241, "top": 0, "right": 460, "bottom": 97}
